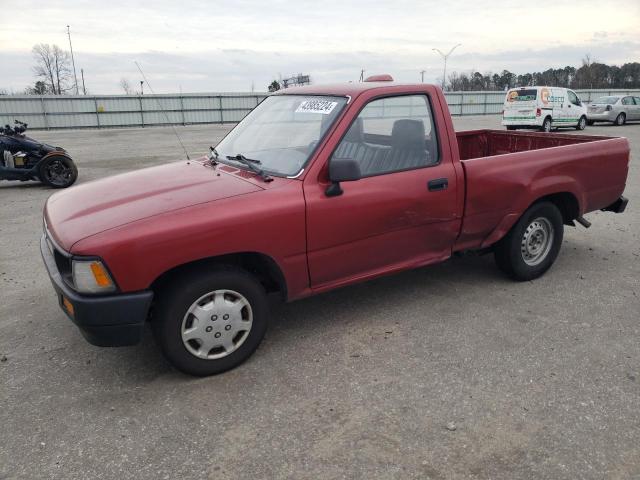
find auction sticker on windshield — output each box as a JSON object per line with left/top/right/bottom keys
{"left": 295, "top": 99, "right": 338, "bottom": 115}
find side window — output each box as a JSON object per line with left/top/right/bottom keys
{"left": 332, "top": 95, "right": 439, "bottom": 177}
{"left": 568, "top": 91, "right": 581, "bottom": 106}
{"left": 634, "top": 97, "right": 640, "bottom": 105}
{"left": 621, "top": 96, "right": 634, "bottom": 105}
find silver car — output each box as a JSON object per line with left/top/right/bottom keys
{"left": 587, "top": 95, "right": 640, "bottom": 126}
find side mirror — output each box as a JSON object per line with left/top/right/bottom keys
{"left": 330, "top": 157, "right": 361, "bottom": 182}
{"left": 326, "top": 157, "right": 361, "bottom": 197}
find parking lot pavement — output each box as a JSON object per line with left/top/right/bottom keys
{"left": 1, "top": 117, "right": 639, "bottom": 479}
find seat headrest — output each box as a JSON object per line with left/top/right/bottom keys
{"left": 343, "top": 118, "right": 364, "bottom": 143}
{"left": 391, "top": 119, "right": 425, "bottom": 150}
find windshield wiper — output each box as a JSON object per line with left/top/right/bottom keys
{"left": 225, "top": 154, "right": 273, "bottom": 182}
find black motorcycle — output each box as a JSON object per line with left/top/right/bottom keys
{"left": 0, "top": 120, "right": 78, "bottom": 188}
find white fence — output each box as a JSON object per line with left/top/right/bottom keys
{"left": 444, "top": 89, "right": 640, "bottom": 116}
{"left": 0, "top": 93, "right": 268, "bottom": 130}
{"left": 1, "top": 89, "right": 639, "bottom": 130}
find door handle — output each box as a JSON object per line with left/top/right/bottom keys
{"left": 428, "top": 178, "right": 448, "bottom": 191}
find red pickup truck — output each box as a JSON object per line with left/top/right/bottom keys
{"left": 41, "top": 80, "right": 630, "bottom": 376}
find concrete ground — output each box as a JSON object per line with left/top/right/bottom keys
{"left": 1, "top": 116, "right": 639, "bottom": 480}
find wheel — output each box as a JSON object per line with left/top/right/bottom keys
{"left": 587, "top": 120, "right": 595, "bottom": 126}
{"left": 614, "top": 113, "right": 626, "bottom": 126}
{"left": 576, "top": 116, "right": 587, "bottom": 130}
{"left": 540, "top": 117, "right": 552, "bottom": 132}
{"left": 38, "top": 155, "right": 78, "bottom": 188}
{"left": 506, "top": 126, "right": 517, "bottom": 131}
{"left": 494, "top": 201, "right": 564, "bottom": 281}
{"left": 152, "top": 267, "right": 269, "bottom": 376}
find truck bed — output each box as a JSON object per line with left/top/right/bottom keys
{"left": 454, "top": 129, "right": 630, "bottom": 252}
{"left": 456, "top": 129, "right": 613, "bottom": 160}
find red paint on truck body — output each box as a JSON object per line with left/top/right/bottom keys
{"left": 44, "top": 83, "right": 630, "bottom": 301}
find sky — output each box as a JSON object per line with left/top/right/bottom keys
{"left": 0, "top": 0, "right": 639, "bottom": 94}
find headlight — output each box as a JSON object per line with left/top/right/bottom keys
{"left": 72, "top": 259, "right": 116, "bottom": 294}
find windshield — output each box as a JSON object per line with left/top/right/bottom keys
{"left": 593, "top": 96, "right": 619, "bottom": 104}
{"left": 215, "top": 94, "right": 347, "bottom": 177}
{"left": 506, "top": 89, "right": 537, "bottom": 102}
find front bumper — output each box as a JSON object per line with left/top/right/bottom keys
{"left": 40, "top": 235, "right": 153, "bottom": 346}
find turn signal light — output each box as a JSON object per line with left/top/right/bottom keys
{"left": 90, "top": 262, "right": 112, "bottom": 288}
{"left": 72, "top": 259, "right": 116, "bottom": 294}
{"left": 62, "top": 296, "right": 75, "bottom": 316}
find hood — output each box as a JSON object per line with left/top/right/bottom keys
{"left": 45, "top": 160, "right": 264, "bottom": 250}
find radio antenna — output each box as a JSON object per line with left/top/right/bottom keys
{"left": 134, "top": 61, "right": 190, "bottom": 160}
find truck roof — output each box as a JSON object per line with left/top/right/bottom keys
{"left": 508, "top": 86, "right": 570, "bottom": 91}
{"left": 274, "top": 82, "right": 434, "bottom": 99}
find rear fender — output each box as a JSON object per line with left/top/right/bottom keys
{"left": 480, "top": 181, "right": 583, "bottom": 248}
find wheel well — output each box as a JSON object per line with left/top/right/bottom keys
{"left": 535, "top": 192, "right": 580, "bottom": 225}
{"left": 151, "top": 252, "right": 287, "bottom": 301}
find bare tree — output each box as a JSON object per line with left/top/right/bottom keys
{"left": 32, "top": 44, "right": 72, "bottom": 95}
{"left": 119, "top": 78, "right": 134, "bottom": 95}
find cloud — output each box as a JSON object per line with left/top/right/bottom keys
{"left": 0, "top": 0, "right": 638, "bottom": 93}
{"left": 2, "top": 38, "right": 639, "bottom": 95}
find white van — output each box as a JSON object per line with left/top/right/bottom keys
{"left": 502, "top": 86, "right": 588, "bottom": 132}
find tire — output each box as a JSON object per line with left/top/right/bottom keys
{"left": 587, "top": 120, "right": 595, "bottom": 126}
{"left": 540, "top": 117, "right": 552, "bottom": 133}
{"left": 614, "top": 113, "right": 626, "bottom": 126}
{"left": 576, "top": 116, "right": 587, "bottom": 130}
{"left": 494, "top": 201, "right": 564, "bottom": 281}
{"left": 152, "top": 266, "right": 269, "bottom": 376}
{"left": 38, "top": 155, "right": 78, "bottom": 188}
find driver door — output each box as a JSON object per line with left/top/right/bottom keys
{"left": 566, "top": 90, "right": 582, "bottom": 126}
{"left": 303, "top": 94, "right": 461, "bottom": 288}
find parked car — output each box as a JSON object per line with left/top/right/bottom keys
{"left": 502, "top": 86, "right": 588, "bottom": 132}
{"left": 41, "top": 79, "right": 629, "bottom": 376}
{"left": 586, "top": 95, "right": 640, "bottom": 126}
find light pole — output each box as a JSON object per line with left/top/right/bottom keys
{"left": 80, "top": 68, "right": 86, "bottom": 95}
{"left": 66, "top": 25, "right": 80, "bottom": 95}
{"left": 432, "top": 44, "right": 462, "bottom": 91}
{"left": 420, "top": 70, "right": 426, "bottom": 83}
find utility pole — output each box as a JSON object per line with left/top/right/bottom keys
{"left": 80, "top": 68, "right": 86, "bottom": 95}
{"left": 420, "top": 70, "right": 426, "bottom": 83}
{"left": 66, "top": 25, "right": 80, "bottom": 95}
{"left": 140, "top": 80, "right": 144, "bottom": 95}
{"left": 432, "top": 44, "right": 462, "bottom": 91}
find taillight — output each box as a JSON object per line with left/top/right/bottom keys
{"left": 536, "top": 108, "right": 541, "bottom": 117}
{"left": 606, "top": 105, "right": 612, "bottom": 111}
